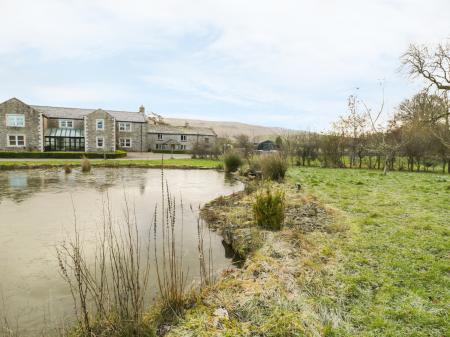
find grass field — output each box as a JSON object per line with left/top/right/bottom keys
{"left": 288, "top": 167, "right": 450, "bottom": 336}
{"left": 166, "top": 167, "right": 449, "bottom": 337}
{"left": 0, "top": 158, "right": 222, "bottom": 170}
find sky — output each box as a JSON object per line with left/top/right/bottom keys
{"left": 0, "top": 0, "right": 449, "bottom": 131}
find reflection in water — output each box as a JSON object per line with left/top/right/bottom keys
{"left": 0, "top": 168, "right": 243, "bottom": 335}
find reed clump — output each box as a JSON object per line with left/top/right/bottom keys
{"left": 259, "top": 154, "right": 288, "bottom": 181}
{"left": 253, "top": 186, "right": 285, "bottom": 230}
{"left": 224, "top": 151, "right": 243, "bottom": 173}
{"left": 56, "top": 167, "right": 214, "bottom": 336}
{"left": 80, "top": 156, "right": 91, "bottom": 172}
{"left": 56, "top": 193, "right": 153, "bottom": 336}
{"left": 64, "top": 165, "right": 72, "bottom": 174}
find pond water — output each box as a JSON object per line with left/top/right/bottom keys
{"left": 0, "top": 168, "right": 243, "bottom": 335}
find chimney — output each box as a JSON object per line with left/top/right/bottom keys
{"left": 139, "top": 105, "right": 145, "bottom": 113}
{"left": 184, "top": 121, "right": 189, "bottom": 128}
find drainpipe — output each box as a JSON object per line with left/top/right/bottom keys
{"left": 141, "top": 123, "right": 143, "bottom": 152}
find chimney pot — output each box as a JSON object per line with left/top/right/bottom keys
{"left": 139, "top": 105, "right": 145, "bottom": 113}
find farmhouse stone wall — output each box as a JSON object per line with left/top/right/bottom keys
{"left": 85, "top": 109, "right": 115, "bottom": 152}
{"left": 116, "top": 122, "right": 146, "bottom": 152}
{"left": 46, "top": 118, "right": 84, "bottom": 129}
{"left": 0, "top": 98, "right": 42, "bottom": 151}
{"left": 147, "top": 132, "right": 216, "bottom": 151}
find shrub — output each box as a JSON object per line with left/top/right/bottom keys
{"left": 0, "top": 150, "right": 127, "bottom": 159}
{"left": 224, "top": 151, "right": 243, "bottom": 173}
{"left": 260, "top": 154, "right": 288, "bottom": 181}
{"left": 253, "top": 187, "right": 285, "bottom": 230}
{"left": 81, "top": 156, "right": 91, "bottom": 172}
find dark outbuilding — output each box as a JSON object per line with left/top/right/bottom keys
{"left": 256, "top": 140, "right": 278, "bottom": 151}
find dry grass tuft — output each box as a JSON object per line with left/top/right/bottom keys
{"left": 80, "top": 156, "right": 91, "bottom": 172}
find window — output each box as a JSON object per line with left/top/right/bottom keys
{"left": 7, "top": 135, "right": 25, "bottom": 147}
{"left": 119, "top": 138, "right": 132, "bottom": 148}
{"left": 180, "top": 144, "right": 186, "bottom": 150}
{"left": 119, "top": 122, "right": 132, "bottom": 132}
{"left": 205, "top": 137, "right": 209, "bottom": 143}
{"left": 157, "top": 133, "right": 163, "bottom": 140}
{"left": 59, "top": 120, "right": 74, "bottom": 128}
{"left": 96, "top": 119, "right": 104, "bottom": 130}
{"left": 181, "top": 134, "right": 187, "bottom": 142}
{"left": 156, "top": 144, "right": 165, "bottom": 150}
{"left": 96, "top": 137, "right": 104, "bottom": 148}
{"left": 6, "top": 114, "right": 25, "bottom": 127}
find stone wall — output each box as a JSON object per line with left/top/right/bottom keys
{"left": 84, "top": 109, "right": 115, "bottom": 152}
{"left": 46, "top": 118, "right": 84, "bottom": 129}
{"left": 116, "top": 122, "right": 146, "bottom": 152}
{"left": 147, "top": 132, "right": 216, "bottom": 151}
{"left": 0, "top": 98, "right": 42, "bottom": 152}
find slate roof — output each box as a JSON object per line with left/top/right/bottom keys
{"left": 31, "top": 105, "right": 147, "bottom": 123}
{"left": 148, "top": 124, "right": 216, "bottom": 136}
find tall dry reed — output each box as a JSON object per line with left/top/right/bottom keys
{"left": 56, "top": 166, "right": 215, "bottom": 335}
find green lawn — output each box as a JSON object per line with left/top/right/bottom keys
{"left": 0, "top": 158, "right": 222, "bottom": 170}
{"left": 288, "top": 167, "right": 450, "bottom": 336}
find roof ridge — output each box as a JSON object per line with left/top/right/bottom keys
{"left": 31, "top": 104, "right": 141, "bottom": 114}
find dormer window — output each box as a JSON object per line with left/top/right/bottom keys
{"left": 59, "top": 120, "right": 73, "bottom": 128}
{"left": 6, "top": 114, "right": 25, "bottom": 127}
{"left": 96, "top": 119, "right": 104, "bottom": 130}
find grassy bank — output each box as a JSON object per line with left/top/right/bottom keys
{"left": 165, "top": 167, "right": 449, "bottom": 336}
{"left": 290, "top": 167, "right": 450, "bottom": 336}
{"left": 0, "top": 158, "right": 222, "bottom": 170}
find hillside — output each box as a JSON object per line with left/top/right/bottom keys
{"left": 162, "top": 117, "right": 300, "bottom": 140}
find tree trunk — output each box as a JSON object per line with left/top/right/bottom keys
{"left": 383, "top": 157, "right": 389, "bottom": 175}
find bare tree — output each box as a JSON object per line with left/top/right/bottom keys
{"left": 402, "top": 41, "right": 450, "bottom": 91}
{"left": 333, "top": 95, "right": 369, "bottom": 168}
{"left": 360, "top": 81, "right": 402, "bottom": 175}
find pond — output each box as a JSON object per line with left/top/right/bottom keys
{"left": 0, "top": 168, "right": 243, "bottom": 335}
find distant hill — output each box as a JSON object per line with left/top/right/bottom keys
{"left": 162, "top": 117, "right": 300, "bottom": 140}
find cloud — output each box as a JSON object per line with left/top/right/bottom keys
{"left": 0, "top": 0, "right": 449, "bottom": 129}
{"left": 31, "top": 83, "right": 137, "bottom": 107}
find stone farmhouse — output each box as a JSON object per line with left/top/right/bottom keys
{"left": 148, "top": 123, "right": 216, "bottom": 152}
{"left": 0, "top": 98, "right": 216, "bottom": 153}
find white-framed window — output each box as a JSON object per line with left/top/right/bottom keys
{"left": 59, "top": 120, "right": 74, "bottom": 128}
{"left": 180, "top": 144, "right": 186, "bottom": 150}
{"left": 119, "top": 138, "right": 132, "bottom": 148}
{"left": 6, "top": 114, "right": 25, "bottom": 127}
{"left": 7, "top": 134, "right": 26, "bottom": 147}
{"left": 96, "top": 119, "right": 104, "bottom": 130}
{"left": 156, "top": 144, "right": 164, "bottom": 150}
{"left": 181, "top": 134, "right": 187, "bottom": 142}
{"left": 96, "top": 137, "right": 104, "bottom": 148}
{"left": 157, "top": 133, "right": 163, "bottom": 140}
{"left": 205, "top": 137, "right": 209, "bottom": 143}
{"left": 118, "top": 122, "right": 132, "bottom": 132}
